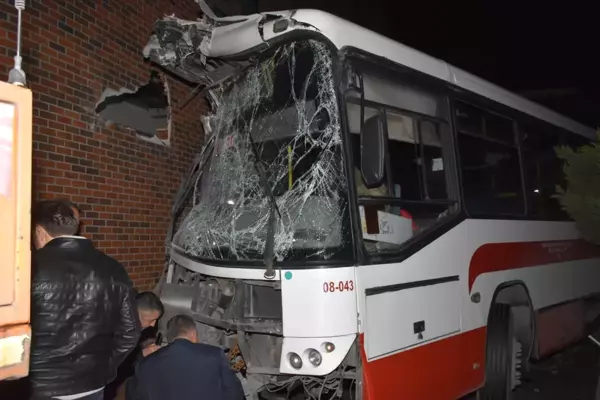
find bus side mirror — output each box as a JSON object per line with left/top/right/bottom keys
{"left": 360, "top": 114, "right": 386, "bottom": 188}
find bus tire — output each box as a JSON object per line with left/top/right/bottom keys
{"left": 478, "top": 303, "right": 522, "bottom": 400}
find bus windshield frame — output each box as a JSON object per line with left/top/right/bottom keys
{"left": 172, "top": 38, "right": 354, "bottom": 266}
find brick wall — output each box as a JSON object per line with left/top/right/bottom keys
{"left": 0, "top": 0, "right": 207, "bottom": 290}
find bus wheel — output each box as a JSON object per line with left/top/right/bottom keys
{"left": 478, "top": 303, "right": 523, "bottom": 400}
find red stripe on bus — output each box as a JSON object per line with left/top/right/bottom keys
{"left": 360, "top": 328, "right": 486, "bottom": 400}
{"left": 468, "top": 239, "right": 600, "bottom": 292}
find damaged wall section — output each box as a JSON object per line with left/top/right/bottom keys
{"left": 96, "top": 71, "right": 172, "bottom": 145}
{"left": 0, "top": 0, "right": 207, "bottom": 289}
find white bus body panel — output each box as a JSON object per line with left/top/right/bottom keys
{"left": 356, "top": 219, "right": 600, "bottom": 360}
{"left": 279, "top": 334, "right": 356, "bottom": 376}
{"left": 365, "top": 278, "right": 460, "bottom": 360}
{"left": 280, "top": 267, "right": 357, "bottom": 338}
{"left": 279, "top": 267, "right": 358, "bottom": 375}
{"left": 355, "top": 218, "right": 600, "bottom": 399}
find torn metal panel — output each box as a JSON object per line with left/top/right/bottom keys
{"left": 143, "top": 15, "right": 241, "bottom": 86}
{"left": 196, "top": 0, "right": 293, "bottom": 30}
{"left": 143, "top": 0, "right": 307, "bottom": 102}
{"left": 172, "top": 39, "right": 350, "bottom": 263}
{"left": 142, "top": 0, "right": 265, "bottom": 88}
{"left": 204, "top": 14, "right": 263, "bottom": 58}
{"left": 196, "top": 0, "right": 294, "bottom": 58}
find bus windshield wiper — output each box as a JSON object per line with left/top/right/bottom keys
{"left": 248, "top": 134, "right": 281, "bottom": 280}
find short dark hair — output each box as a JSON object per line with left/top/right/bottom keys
{"left": 136, "top": 291, "right": 164, "bottom": 317}
{"left": 32, "top": 200, "right": 79, "bottom": 237}
{"left": 166, "top": 314, "right": 196, "bottom": 342}
{"left": 139, "top": 327, "right": 158, "bottom": 349}
{"left": 57, "top": 198, "right": 81, "bottom": 215}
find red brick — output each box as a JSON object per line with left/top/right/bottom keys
{"left": 1, "top": 0, "right": 206, "bottom": 288}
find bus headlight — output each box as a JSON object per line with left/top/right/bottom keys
{"left": 323, "top": 342, "right": 335, "bottom": 353}
{"left": 307, "top": 349, "right": 322, "bottom": 366}
{"left": 288, "top": 352, "right": 302, "bottom": 369}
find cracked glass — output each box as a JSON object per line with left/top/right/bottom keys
{"left": 173, "top": 40, "right": 351, "bottom": 264}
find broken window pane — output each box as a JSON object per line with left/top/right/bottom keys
{"left": 174, "top": 40, "right": 351, "bottom": 263}
{"left": 95, "top": 72, "right": 170, "bottom": 140}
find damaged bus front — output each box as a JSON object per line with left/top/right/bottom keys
{"left": 146, "top": 5, "right": 359, "bottom": 399}
{"left": 147, "top": 2, "right": 600, "bottom": 400}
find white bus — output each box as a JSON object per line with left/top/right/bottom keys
{"left": 145, "top": 2, "right": 600, "bottom": 399}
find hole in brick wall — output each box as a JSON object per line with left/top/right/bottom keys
{"left": 95, "top": 71, "right": 171, "bottom": 142}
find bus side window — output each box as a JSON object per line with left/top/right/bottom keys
{"left": 455, "top": 101, "right": 525, "bottom": 216}
{"left": 386, "top": 113, "right": 448, "bottom": 201}
{"left": 521, "top": 126, "right": 570, "bottom": 220}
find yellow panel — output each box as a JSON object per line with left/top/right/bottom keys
{"left": 0, "top": 82, "right": 32, "bottom": 381}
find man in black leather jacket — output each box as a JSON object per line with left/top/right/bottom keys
{"left": 29, "top": 200, "right": 141, "bottom": 400}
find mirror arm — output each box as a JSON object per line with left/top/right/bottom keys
{"left": 358, "top": 72, "right": 365, "bottom": 132}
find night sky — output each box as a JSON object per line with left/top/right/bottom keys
{"left": 256, "top": 0, "right": 600, "bottom": 128}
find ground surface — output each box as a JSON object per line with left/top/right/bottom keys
{"left": 282, "top": 339, "right": 600, "bottom": 400}
{"left": 2, "top": 340, "right": 599, "bottom": 399}
{"left": 462, "top": 339, "right": 600, "bottom": 400}
{"left": 514, "top": 340, "right": 600, "bottom": 400}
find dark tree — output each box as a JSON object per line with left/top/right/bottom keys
{"left": 555, "top": 131, "right": 600, "bottom": 245}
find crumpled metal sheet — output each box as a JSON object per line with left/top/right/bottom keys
{"left": 143, "top": 14, "right": 244, "bottom": 87}
{"left": 142, "top": 0, "right": 269, "bottom": 88}
{"left": 143, "top": 1, "right": 299, "bottom": 110}
{"left": 172, "top": 39, "right": 348, "bottom": 262}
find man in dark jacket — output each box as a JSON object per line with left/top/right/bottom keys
{"left": 136, "top": 291, "right": 164, "bottom": 330}
{"left": 29, "top": 200, "right": 141, "bottom": 400}
{"left": 108, "top": 291, "right": 165, "bottom": 400}
{"left": 127, "top": 314, "right": 244, "bottom": 400}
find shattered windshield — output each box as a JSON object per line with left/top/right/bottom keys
{"left": 173, "top": 39, "right": 351, "bottom": 264}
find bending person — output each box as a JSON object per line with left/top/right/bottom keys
{"left": 127, "top": 314, "right": 244, "bottom": 400}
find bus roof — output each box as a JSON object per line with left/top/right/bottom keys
{"left": 145, "top": 3, "right": 595, "bottom": 139}
{"left": 289, "top": 9, "right": 595, "bottom": 139}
